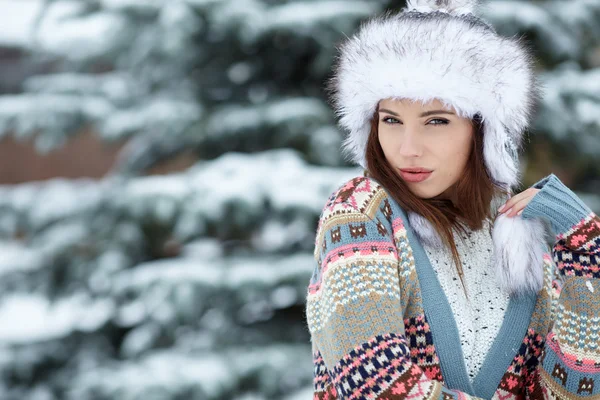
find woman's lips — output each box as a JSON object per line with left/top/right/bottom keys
{"left": 399, "top": 170, "right": 433, "bottom": 183}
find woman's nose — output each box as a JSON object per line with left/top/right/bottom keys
{"left": 397, "top": 129, "right": 423, "bottom": 157}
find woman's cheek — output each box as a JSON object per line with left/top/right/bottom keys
{"left": 378, "top": 131, "right": 397, "bottom": 156}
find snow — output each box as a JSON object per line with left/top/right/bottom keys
{"left": 252, "top": 218, "right": 312, "bottom": 253}
{"left": 284, "top": 387, "right": 314, "bottom": 400}
{"left": 34, "top": 4, "right": 129, "bottom": 61}
{"left": 0, "top": 94, "right": 112, "bottom": 129}
{"left": 536, "top": 65, "right": 600, "bottom": 151}
{"left": 0, "top": 178, "right": 108, "bottom": 234}
{"left": 308, "top": 125, "right": 345, "bottom": 166}
{"left": 267, "top": 1, "right": 379, "bottom": 30}
{"left": 550, "top": 67, "right": 600, "bottom": 98}
{"left": 113, "top": 258, "right": 224, "bottom": 292}
{"left": 227, "top": 62, "right": 253, "bottom": 85}
{"left": 68, "top": 350, "right": 233, "bottom": 398}
{"left": 29, "top": 179, "right": 105, "bottom": 224}
{"left": 225, "top": 254, "right": 314, "bottom": 288}
{"left": 102, "top": 252, "right": 315, "bottom": 327}
{"left": 576, "top": 98, "right": 600, "bottom": 128}
{"left": 110, "top": 252, "right": 314, "bottom": 325}
{"left": 184, "top": 0, "right": 221, "bottom": 7}
{"left": 213, "top": 0, "right": 379, "bottom": 45}
{"left": 123, "top": 174, "right": 190, "bottom": 200}
{"left": 270, "top": 285, "right": 298, "bottom": 310}
{"left": 265, "top": 97, "right": 330, "bottom": 125}
{"left": 0, "top": 0, "right": 44, "bottom": 47}
{"left": 187, "top": 149, "right": 358, "bottom": 218}
{"left": 0, "top": 241, "right": 45, "bottom": 276}
{"left": 179, "top": 239, "right": 223, "bottom": 260}
{"left": 546, "top": 1, "right": 600, "bottom": 43}
{"left": 24, "top": 72, "right": 145, "bottom": 105}
{"left": 115, "top": 300, "right": 147, "bottom": 327}
{"left": 120, "top": 323, "right": 162, "bottom": 357}
{"left": 100, "top": 0, "right": 165, "bottom": 14}
{"left": 116, "top": 174, "right": 190, "bottom": 223}
{"left": 483, "top": 1, "right": 578, "bottom": 59}
{"left": 205, "top": 97, "right": 330, "bottom": 141}
{"left": 158, "top": 2, "right": 200, "bottom": 55}
{"left": 0, "top": 180, "right": 39, "bottom": 213}
{"left": 0, "top": 0, "right": 130, "bottom": 60}
{"left": 0, "top": 150, "right": 358, "bottom": 249}
{"left": 0, "top": 94, "right": 113, "bottom": 151}
{"left": 101, "top": 99, "right": 202, "bottom": 140}
{"left": 205, "top": 104, "right": 264, "bottom": 139}
{"left": 0, "top": 293, "right": 114, "bottom": 344}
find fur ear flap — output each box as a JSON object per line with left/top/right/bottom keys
{"left": 407, "top": 211, "right": 445, "bottom": 249}
{"left": 492, "top": 213, "right": 549, "bottom": 296}
{"left": 405, "top": 0, "right": 479, "bottom": 15}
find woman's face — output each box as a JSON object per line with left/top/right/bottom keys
{"left": 377, "top": 97, "right": 474, "bottom": 201}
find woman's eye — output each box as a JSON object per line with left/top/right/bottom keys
{"left": 381, "top": 117, "right": 449, "bottom": 126}
{"left": 428, "top": 118, "right": 449, "bottom": 125}
{"left": 381, "top": 117, "right": 400, "bottom": 125}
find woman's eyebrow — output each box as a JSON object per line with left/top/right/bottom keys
{"left": 377, "top": 108, "right": 455, "bottom": 117}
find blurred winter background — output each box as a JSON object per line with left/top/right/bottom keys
{"left": 0, "top": 0, "right": 598, "bottom": 399}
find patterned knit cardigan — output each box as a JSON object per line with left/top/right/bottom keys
{"left": 305, "top": 173, "right": 600, "bottom": 399}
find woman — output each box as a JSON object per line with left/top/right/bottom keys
{"left": 305, "top": 0, "right": 600, "bottom": 398}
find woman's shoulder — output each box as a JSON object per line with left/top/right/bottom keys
{"left": 313, "top": 175, "right": 398, "bottom": 261}
{"left": 319, "top": 174, "right": 391, "bottom": 221}
{"left": 310, "top": 175, "right": 402, "bottom": 293}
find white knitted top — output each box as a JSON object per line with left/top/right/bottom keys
{"left": 422, "top": 218, "right": 510, "bottom": 382}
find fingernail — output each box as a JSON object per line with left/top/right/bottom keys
{"left": 498, "top": 204, "right": 505, "bottom": 212}
{"left": 517, "top": 209, "right": 523, "bottom": 216}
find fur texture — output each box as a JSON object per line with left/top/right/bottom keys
{"left": 326, "top": 3, "right": 543, "bottom": 191}
{"left": 491, "top": 212, "right": 549, "bottom": 296}
{"left": 407, "top": 211, "right": 444, "bottom": 249}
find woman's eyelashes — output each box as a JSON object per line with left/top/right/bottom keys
{"left": 381, "top": 117, "right": 449, "bottom": 125}
{"left": 428, "top": 118, "right": 449, "bottom": 125}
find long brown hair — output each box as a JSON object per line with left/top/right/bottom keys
{"left": 364, "top": 105, "right": 508, "bottom": 299}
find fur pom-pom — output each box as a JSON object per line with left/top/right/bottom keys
{"left": 492, "top": 213, "right": 549, "bottom": 296}
{"left": 405, "top": 0, "right": 479, "bottom": 16}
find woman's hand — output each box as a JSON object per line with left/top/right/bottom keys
{"left": 497, "top": 188, "right": 541, "bottom": 217}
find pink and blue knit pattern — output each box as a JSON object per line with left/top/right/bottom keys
{"left": 306, "top": 174, "right": 600, "bottom": 399}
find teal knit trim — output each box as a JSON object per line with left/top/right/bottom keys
{"left": 388, "top": 191, "right": 539, "bottom": 396}
{"left": 389, "top": 199, "right": 475, "bottom": 394}
{"left": 472, "top": 289, "right": 538, "bottom": 398}
{"left": 522, "top": 173, "right": 592, "bottom": 236}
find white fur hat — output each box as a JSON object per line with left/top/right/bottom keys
{"left": 326, "top": 0, "right": 549, "bottom": 296}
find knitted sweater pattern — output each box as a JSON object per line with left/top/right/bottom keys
{"left": 305, "top": 173, "right": 600, "bottom": 399}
